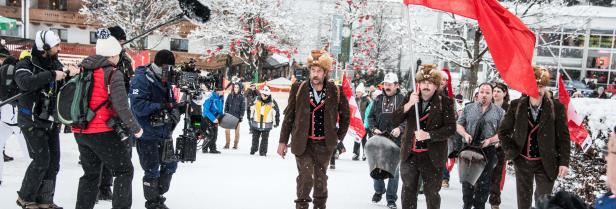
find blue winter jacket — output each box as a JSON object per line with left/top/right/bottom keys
{"left": 129, "top": 65, "right": 177, "bottom": 140}
{"left": 203, "top": 93, "right": 224, "bottom": 123}
{"left": 596, "top": 192, "right": 616, "bottom": 209}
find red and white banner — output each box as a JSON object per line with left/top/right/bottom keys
{"left": 342, "top": 73, "right": 367, "bottom": 142}
{"left": 558, "top": 76, "right": 593, "bottom": 152}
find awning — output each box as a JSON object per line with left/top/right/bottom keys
{"left": 0, "top": 16, "right": 17, "bottom": 31}
{"left": 264, "top": 54, "right": 290, "bottom": 68}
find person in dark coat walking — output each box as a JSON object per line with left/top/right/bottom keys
{"left": 278, "top": 50, "right": 350, "bottom": 209}
{"left": 224, "top": 83, "right": 245, "bottom": 149}
{"left": 489, "top": 82, "right": 510, "bottom": 209}
{"left": 498, "top": 66, "right": 571, "bottom": 209}
{"left": 392, "top": 64, "right": 456, "bottom": 209}
{"left": 72, "top": 30, "right": 143, "bottom": 209}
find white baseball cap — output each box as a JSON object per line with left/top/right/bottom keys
{"left": 383, "top": 72, "right": 398, "bottom": 84}
{"left": 261, "top": 86, "right": 271, "bottom": 95}
{"left": 355, "top": 83, "right": 366, "bottom": 94}
{"left": 35, "top": 30, "right": 61, "bottom": 51}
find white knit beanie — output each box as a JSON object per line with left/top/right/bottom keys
{"left": 35, "top": 30, "right": 61, "bottom": 51}
{"left": 95, "top": 28, "right": 122, "bottom": 57}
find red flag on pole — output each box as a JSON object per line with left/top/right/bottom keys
{"left": 403, "top": 0, "right": 539, "bottom": 98}
{"left": 558, "top": 76, "right": 592, "bottom": 151}
{"left": 342, "top": 73, "right": 367, "bottom": 142}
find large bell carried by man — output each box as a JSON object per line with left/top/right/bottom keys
{"left": 365, "top": 135, "right": 400, "bottom": 180}
{"left": 458, "top": 146, "right": 487, "bottom": 186}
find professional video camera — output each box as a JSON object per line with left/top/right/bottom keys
{"left": 159, "top": 59, "right": 224, "bottom": 163}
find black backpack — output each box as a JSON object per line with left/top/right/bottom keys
{"left": 0, "top": 56, "right": 20, "bottom": 105}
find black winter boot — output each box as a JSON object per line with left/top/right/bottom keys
{"left": 143, "top": 179, "right": 163, "bottom": 209}
{"left": 38, "top": 180, "right": 62, "bottom": 209}
{"left": 97, "top": 187, "right": 113, "bottom": 201}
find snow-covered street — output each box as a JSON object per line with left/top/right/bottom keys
{"left": 0, "top": 93, "right": 521, "bottom": 209}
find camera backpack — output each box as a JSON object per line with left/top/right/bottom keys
{"left": 56, "top": 67, "right": 116, "bottom": 130}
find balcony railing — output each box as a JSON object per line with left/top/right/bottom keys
{"left": 0, "top": 5, "right": 21, "bottom": 19}
{"left": 29, "top": 8, "right": 94, "bottom": 26}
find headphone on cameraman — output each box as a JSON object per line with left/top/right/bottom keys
{"left": 39, "top": 30, "right": 51, "bottom": 51}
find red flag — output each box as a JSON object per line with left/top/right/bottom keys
{"left": 558, "top": 76, "right": 592, "bottom": 151}
{"left": 342, "top": 73, "right": 367, "bottom": 142}
{"left": 403, "top": 0, "right": 539, "bottom": 98}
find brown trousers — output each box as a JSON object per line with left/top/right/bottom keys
{"left": 224, "top": 124, "right": 240, "bottom": 148}
{"left": 513, "top": 157, "right": 555, "bottom": 209}
{"left": 295, "top": 142, "right": 332, "bottom": 209}
{"left": 489, "top": 147, "right": 506, "bottom": 206}
{"left": 400, "top": 152, "right": 443, "bottom": 209}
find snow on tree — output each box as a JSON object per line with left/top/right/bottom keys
{"left": 79, "top": 0, "right": 183, "bottom": 50}
{"left": 334, "top": 0, "right": 407, "bottom": 86}
{"left": 554, "top": 98, "right": 616, "bottom": 204}
{"left": 188, "top": 0, "right": 302, "bottom": 82}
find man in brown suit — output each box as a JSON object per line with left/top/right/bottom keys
{"left": 392, "top": 64, "right": 456, "bottom": 209}
{"left": 497, "top": 66, "right": 571, "bottom": 209}
{"left": 278, "top": 50, "right": 350, "bottom": 209}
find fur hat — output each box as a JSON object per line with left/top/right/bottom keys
{"left": 415, "top": 64, "right": 442, "bottom": 85}
{"left": 533, "top": 65, "right": 550, "bottom": 86}
{"left": 306, "top": 50, "right": 333, "bottom": 72}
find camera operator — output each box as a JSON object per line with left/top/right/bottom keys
{"left": 14, "top": 30, "right": 79, "bottom": 209}
{"left": 71, "top": 29, "right": 143, "bottom": 209}
{"left": 129, "top": 50, "right": 180, "bottom": 209}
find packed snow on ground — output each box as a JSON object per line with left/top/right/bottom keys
{"left": 1, "top": 92, "right": 525, "bottom": 209}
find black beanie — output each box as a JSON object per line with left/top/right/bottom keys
{"left": 154, "top": 50, "right": 175, "bottom": 66}
{"left": 107, "top": 26, "right": 127, "bottom": 42}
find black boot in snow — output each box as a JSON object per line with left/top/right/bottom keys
{"left": 144, "top": 179, "right": 162, "bottom": 209}
{"left": 372, "top": 193, "right": 383, "bottom": 203}
{"left": 97, "top": 187, "right": 113, "bottom": 201}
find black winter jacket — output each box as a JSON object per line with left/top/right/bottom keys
{"left": 14, "top": 48, "right": 64, "bottom": 128}
{"left": 225, "top": 92, "right": 245, "bottom": 120}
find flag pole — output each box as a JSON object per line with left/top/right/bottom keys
{"left": 404, "top": 4, "right": 421, "bottom": 131}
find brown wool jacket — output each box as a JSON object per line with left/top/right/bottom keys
{"left": 279, "top": 81, "right": 351, "bottom": 156}
{"left": 498, "top": 96, "right": 571, "bottom": 180}
{"left": 392, "top": 93, "right": 456, "bottom": 168}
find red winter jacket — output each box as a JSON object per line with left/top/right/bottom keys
{"left": 71, "top": 55, "right": 141, "bottom": 135}
{"left": 71, "top": 68, "right": 113, "bottom": 133}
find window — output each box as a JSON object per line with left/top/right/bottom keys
{"left": 49, "top": 0, "right": 68, "bottom": 11}
{"left": 50, "top": 28, "right": 68, "bottom": 42}
{"left": 589, "top": 35, "right": 614, "bottom": 48}
{"left": 170, "top": 38, "right": 189, "bottom": 52}
{"left": 89, "top": 31, "right": 98, "bottom": 44}
{"left": 7, "top": 0, "right": 21, "bottom": 7}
